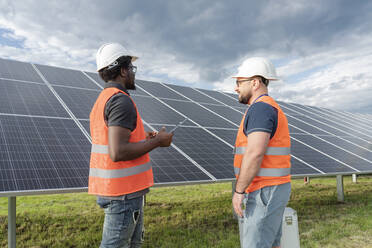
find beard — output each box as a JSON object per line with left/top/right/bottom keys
{"left": 125, "top": 82, "right": 136, "bottom": 90}
{"left": 238, "top": 92, "right": 251, "bottom": 104}
{"left": 124, "top": 74, "right": 136, "bottom": 90}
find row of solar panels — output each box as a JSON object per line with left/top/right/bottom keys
{"left": 0, "top": 58, "right": 371, "bottom": 196}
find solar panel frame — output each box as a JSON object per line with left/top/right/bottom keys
{"left": 0, "top": 115, "right": 91, "bottom": 196}
{"left": 1, "top": 57, "right": 372, "bottom": 197}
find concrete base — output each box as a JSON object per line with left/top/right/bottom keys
{"left": 352, "top": 174, "right": 357, "bottom": 183}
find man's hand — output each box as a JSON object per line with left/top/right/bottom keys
{"left": 146, "top": 131, "right": 157, "bottom": 140}
{"left": 232, "top": 192, "right": 245, "bottom": 218}
{"left": 154, "top": 127, "right": 173, "bottom": 147}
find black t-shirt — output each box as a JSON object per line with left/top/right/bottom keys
{"left": 243, "top": 102, "right": 278, "bottom": 139}
{"left": 100, "top": 82, "right": 149, "bottom": 199}
{"left": 104, "top": 82, "right": 137, "bottom": 131}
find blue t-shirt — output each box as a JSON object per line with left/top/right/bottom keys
{"left": 243, "top": 102, "right": 278, "bottom": 139}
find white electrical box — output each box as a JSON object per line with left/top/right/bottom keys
{"left": 281, "top": 207, "right": 300, "bottom": 248}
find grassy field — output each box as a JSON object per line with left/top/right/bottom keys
{"left": 1, "top": 176, "right": 372, "bottom": 247}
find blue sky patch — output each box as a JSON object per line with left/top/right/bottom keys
{"left": 0, "top": 28, "right": 25, "bottom": 48}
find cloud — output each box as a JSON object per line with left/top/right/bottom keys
{"left": 0, "top": 0, "right": 372, "bottom": 113}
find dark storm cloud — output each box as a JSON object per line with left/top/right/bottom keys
{"left": 83, "top": 0, "right": 372, "bottom": 82}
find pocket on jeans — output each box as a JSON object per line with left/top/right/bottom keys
{"left": 97, "top": 197, "right": 111, "bottom": 209}
{"left": 259, "top": 188, "right": 270, "bottom": 207}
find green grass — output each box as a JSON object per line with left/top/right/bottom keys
{"left": 1, "top": 176, "right": 372, "bottom": 247}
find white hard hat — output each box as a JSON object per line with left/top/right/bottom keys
{"left": 96, "top": 43, "right": 138, "bottom": 72}
{"left": 232, "top": 57, "right": 278, "bottom": 81}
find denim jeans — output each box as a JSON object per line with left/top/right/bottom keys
{"left": 238, "top": 183, "right": 291, "bottom": 248}
{"left": 97, "top": 196, "right": 144, "bottom": 248}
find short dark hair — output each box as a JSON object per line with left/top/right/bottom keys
{"left": 257, "top": 76, "right": 269, "bottom": 87}
{"left": 98, "top": 56, "right": 132, "bottom": 82}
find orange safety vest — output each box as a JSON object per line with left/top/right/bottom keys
{"left": 88, "top": 87, "right": 153, "bottom": 196}
{"left": 234, "top": 95, "right": 291, "bottom": 193}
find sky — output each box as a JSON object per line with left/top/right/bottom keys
{"left": 0, "top": 0, "right": 371, "bottom": 114}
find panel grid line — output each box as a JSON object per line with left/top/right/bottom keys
{"left": 32, "top": 64, "right": 92, "bottom": 143}
{"left": 280, "top": 103, "right": 372, "bottom": 144}
{"left": 313, "top": 106, "right": 372, "bottom": 131}
{"left": 0, "top": 77, "right": 45, "bottom": 86}
{"left": 231, "top": 104, "right": 345, "bottom": 174}
{"left": 160, "top": 82, "right": 239, "bottom": 128}
{"left": 85, "top": 74, "right": 218, "bottom": 182}
{"left": 192, "top": 88, "right": 245, "bottom": 115}
{"left": 0, "top": 119, "right": 19, "bottom": 191}
{"left": 143, "top": 121, "right": 217, "bottom": 181}
{"left": 289, "top": 124, "right": 372, "bottom": 164}
{"left": 135, "top": 84, "right": 234, "bottom": 149}
{"left": 285, "top": 112, "right": 372, "bottom": 152}
{"left": 291, "top": 136, "right": 360, "bottom": 172}
{"left": 285, "top": 102, "right": 372, "bottom": 141}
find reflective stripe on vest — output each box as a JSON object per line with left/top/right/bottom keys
{"left": 234, "top": 146, "right": 291, "bottom": 155}
{"left": 234, "top": 167, "right": 290, "bottom": 177}
{"left": 91, "top": 144, "right": 109, "bottom": 154}
{"left": 89, "top": 161, "right": 152, "bottom": 179}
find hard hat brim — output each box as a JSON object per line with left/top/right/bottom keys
{"left": 231, "top": 74, "right": 279, "bottom": 81}
{"left": 96, "top": 55, "right": 139, "bottom": 72}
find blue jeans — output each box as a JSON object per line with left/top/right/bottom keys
{"left": 238, "top": 183, "right": 291, "bottom": 248}
{"left": 97, "top": 196, "right": 144, "bottom": 248}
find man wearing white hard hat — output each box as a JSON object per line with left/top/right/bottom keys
{"left": 232, "top": 57, "right": 291, "bottom": 248}
{"left": 89, "top": 43, "right": 173, "bottom": 247}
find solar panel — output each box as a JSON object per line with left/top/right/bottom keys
{"left": 136, "top": 80, "right": 188, "bottom": 100}
{"left": 281, "top": 102, "right": 372, "bottom": 141}
{"left": 318, "top": 135, "right": 372, "bottom": 161}
{"left": 35, "top": 64, "right": 98, "bottom": 90}
{"left": 290, "top": 136, "right": 355, "bottom": 173}
{"left": 151, "top": 125, "right": 235, "bottom": 180}
{"left": 84, "top": 71, "right": 105, "bottom": 87}
{"left": 287, "top": 116, "right": 330, "bottom": 135}
{"left": 0, "top": 79, "right": 69, "bottom": 117}
{"left": 293, "top": 134, "right": 371, "bottom": 171}
{"left": 164, "top": 83, "right": 222, "bottom": 104}
{"left": 0, "top": 57, "right": 371, "bottom": 197}
{"left": 144, "top": 123, "right": 213, "bottom": 183}
{"left": 53, "top": 86, "right": 99, "bottom": 119}
{"left": 132, "top": 95, "right": 196, "bottom": 126}
{"left": 290, "top": 157, "right": 323, "bottom": 175}
{"left": 0, "top": 58, "right": 44, "bottom": 83}
{"left": 201, "top": 104, "right": 243, "bottom": 124}
{"left": 297, "top": 104, "right": 372, "bottom": 136}
{"left": 80, "top": 120, "right": 90, "bottom": 134}
{"left": 198, "top": 88, "right": 245, "bottom": 108}
{"left": 161, "top": 99, "right": 236, "bottom": 128}
{"left": 206, "top": 128, "right": 237, "bottom": 145}
{"left": 0, "top": 115, "right": 90, "bottom": 193}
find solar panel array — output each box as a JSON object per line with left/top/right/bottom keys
{"left": 0, "top": 57, "right": 372, "bottom": 196}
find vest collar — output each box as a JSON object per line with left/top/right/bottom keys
{"left": 104, "top": 82, "right": 130, "bottom": 95}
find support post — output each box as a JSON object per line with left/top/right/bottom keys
{"left": 8, "top": 196, "right": 16, "bottom": 248}
{"left": 352, "top": 174, "right": 357, "bottom": 183}
{"left": 336, "top": 175, "right": 344, "bottom": 202}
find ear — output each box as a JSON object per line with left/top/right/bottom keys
{"left": 253, "top": 78, "right": 260, "bottom": 90}
{"left": 120, "top": 67, "right": 128, "bottom": 77}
